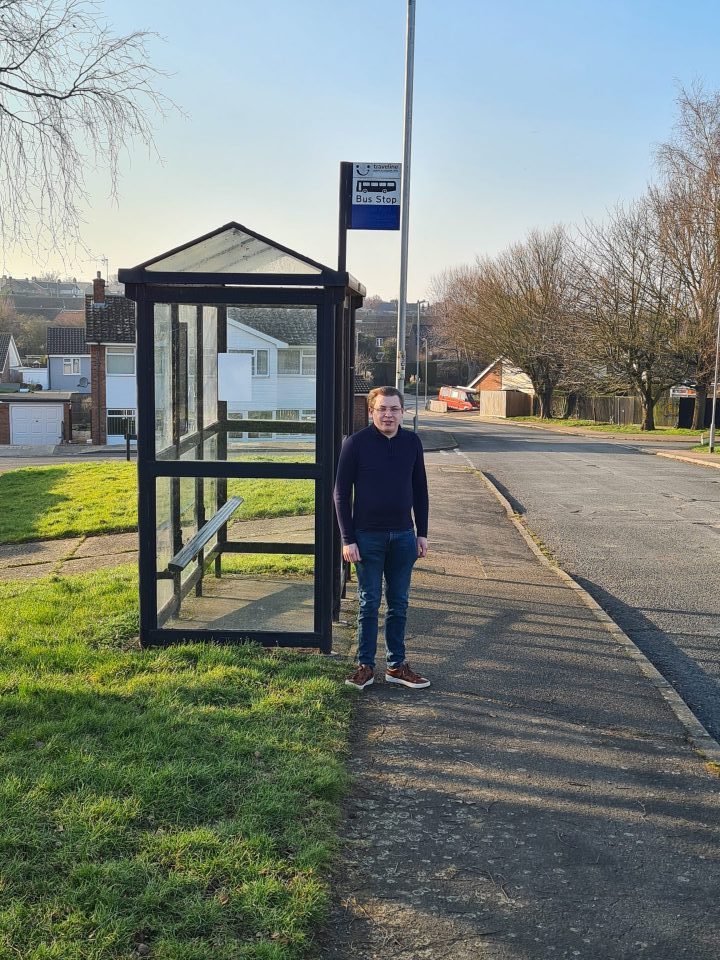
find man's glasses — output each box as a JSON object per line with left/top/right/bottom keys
{"left": 374, "top": 406, "right": 403, "bottom": 415}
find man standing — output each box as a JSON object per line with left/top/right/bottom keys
{"left": 333, "top": 385, "right": 430, "bottom": 691}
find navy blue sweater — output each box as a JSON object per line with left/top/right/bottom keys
{"left": 333, "top": 425, "right": 429, "bottom": 544}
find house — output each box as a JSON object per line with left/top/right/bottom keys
{"left": 47, "top": 327, "right": 91, "bottom": 393}
{"left": 84, "top": 274, "right": 321, "bottom": 445}
{"left": 225, "top": 307, "right": 317, "bottom": 436}
{"left": 0, "top": 392, "right": 74, "bottom": 445}
{"left": 467, "top": 357, "right": 533, "bottom": 418}
{"left": 353, "top": 374, "right": 371, "bottom": 432}
{"left": 85, "top": 274, "right": 136, "bottom": 445}
{"left": 0, "top": 276, "right": 85, "bottom": 320}
{"left": 0, "top": 337, "right": 72, "bottom": 445}
{"left": 0, "top": 334, "right": 22, "bottom": 384}
{"left": 356, "top": 300, "right": 431, "bottom": 360}
{"left": 468, "top": 358, "right": 534, "bottom": 395}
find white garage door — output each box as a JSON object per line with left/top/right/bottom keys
{"left": 10, "top": 404, "right": 63, "bottom": 445}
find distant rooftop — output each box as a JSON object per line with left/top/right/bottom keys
{"left": 47, "top": 327, "right": 89, "bottom": 356}
{"left": 85, "top": 294, "right": 136, "bottom": 344}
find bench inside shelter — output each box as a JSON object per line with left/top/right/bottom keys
{"left": 160, "top": 495, "right": 244, "bottom": 626}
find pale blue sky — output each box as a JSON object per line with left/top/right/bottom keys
{"left": 6, "top": 0, "right": 720, "bottom": 298}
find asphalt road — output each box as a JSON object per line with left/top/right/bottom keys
{"left": 424, "top": 413, "right": 720, "bottom": 742}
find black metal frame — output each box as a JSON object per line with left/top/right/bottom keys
{"left": 119, "top": 223, "right": 364, "bottom": 652}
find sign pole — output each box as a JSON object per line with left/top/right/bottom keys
{"left": 396, "top": 0, "right": 416, "bottom": 396}
{"left": 338, "top": 161, "right": 352, "bottom": 273}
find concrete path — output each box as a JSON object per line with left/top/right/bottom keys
{"left": 319, "top": 459, "right": 720, "bottom": 960}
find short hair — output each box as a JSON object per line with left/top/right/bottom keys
{"left": 368, "top": 386, "right": 404, "bottom": 410}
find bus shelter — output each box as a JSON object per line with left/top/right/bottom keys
{"left": 118, "top": 222, "right": 365, "bottom": 650}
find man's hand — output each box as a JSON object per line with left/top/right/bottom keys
{"left": 343, "top": 543, "right": 361, "bottom": 563}
{"left": 417, "top": 536, "right": 428, "bottom": 559}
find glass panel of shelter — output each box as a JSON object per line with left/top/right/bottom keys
{"left": 153, "top": 303, "right": 317, "bottom": 463}
{"left": 152, "top": 301, "right": 318, "bottom": 636}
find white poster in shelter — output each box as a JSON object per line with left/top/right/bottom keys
{"left": 218, "top": 352, "right": 252, "bottom": 402}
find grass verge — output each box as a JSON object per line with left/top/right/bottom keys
{"left": 0, "top": 567, "right": 351, "bottom": 959}
{"left": 0, "top": 461, "right": 314, "bottom": 545}
{"left": 690, "top": 445, "right": 720, "bottom": 455}
{"left": 509, "top": 417, "right": 703, "bottom": 436}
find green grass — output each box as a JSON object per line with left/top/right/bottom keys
{"left": 0, "top": 461, "right": 315, "bottom": 545}
{"left": 222, "top": 555, "right": 314, "bottom": 576}
{"left": 509, "top": 416, "right": 703, "bottom": 435}
{"left": 0, "top": 462, "right": 138, "bottom": 543}
{"left": 690, "top": 445, "right": 720, "bottom": 455}
{"left": 0, "top": 567, "right": 351, "bottom": 959}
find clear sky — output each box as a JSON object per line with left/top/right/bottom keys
{"left": 5, "top": 0, "right": 720, "bottom": 299}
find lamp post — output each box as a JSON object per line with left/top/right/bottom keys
{"left": 709, "top": 303, "right": 720, "bottom": 452}
{"left": 413, "top": 299, "right": 427, "bottom": 430}
{"left": 395, "top": 0, "right": 417, "bottom": 396}
{"left": 422, "top": 336, "right": 428, "bottom": 408}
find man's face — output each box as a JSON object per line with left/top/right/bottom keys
{"left": 371, "top": 395, "right": 403, "bottom": 437}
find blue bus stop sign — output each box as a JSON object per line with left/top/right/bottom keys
{"left": 349, "top": 163, "right": 401, "bottom": 230}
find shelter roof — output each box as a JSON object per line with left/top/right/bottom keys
{"left": 118, "top": 222, "right": 365, "bottom": 295}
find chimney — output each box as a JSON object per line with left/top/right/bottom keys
{"left": 93, "top": 271, "right": 105, "bottom": 304}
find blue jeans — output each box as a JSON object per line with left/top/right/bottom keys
{"left": 354, "top": 529, "right": 418, "bottom": 670}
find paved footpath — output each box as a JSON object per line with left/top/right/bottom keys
{"left": 318, "top": 457, "right": 720, "bottom": 960}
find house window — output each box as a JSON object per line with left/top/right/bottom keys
{"left": 276, "top": 409, "right": 299, "bottom": 421}
{"left": 300, "top": 409, "right": 315, "bottom": 422}
{"left": 278, "top": 348, "right": 316, "bottom": 376}
{"left": 248, "top": 410, "right": 273, "bottom": 439}
{"left": 107, "top": 349, "right": 135, "bottom": 375}
{"left": 107, "top": 409, "right": 136, "bottom": 436}
{"left": 229, "top": 348, "right": 269, "bottom": 376}
{"left": 63, "top": 358, "right": 81, "bottom": 375}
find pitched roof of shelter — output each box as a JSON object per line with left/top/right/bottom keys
{"left": 118, "top": 222, "right": 365, "bottom": 295}
{"left": 85, "top": 294, "right": 136, "bottom": 344}
{"left": 47, "top": 326, "right": 89, "bottom": 356}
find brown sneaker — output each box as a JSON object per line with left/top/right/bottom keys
{"left": 345, "top": 664, "right": 375, "bottom": 690}
{"left": 385, "top": 663, "right": 430, "bottom": 689}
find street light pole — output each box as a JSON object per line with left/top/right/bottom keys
{"left": 709, "top": 303, "right": 720, "bottom": 452}
{"left": 413, "top": 299, "right": 427, "bottom": 430}
{"left": 422, "top": 336, "right": 428, "bottom": 408}
{"left": 395, "top": 0, "right": 416, "bottom": 397}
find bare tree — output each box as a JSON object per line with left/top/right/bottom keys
{"left": 435, "top": 226, "right": 579, "bottom": 417}
{"left": 0, "top": 0, "right": 172, "bottom": 255}
{"left": 577, "top": 199, "right": 692, "bottom": 430}
{"left": 652, "top": 83, "right": 720, "bottom": 428}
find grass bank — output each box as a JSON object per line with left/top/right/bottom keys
{"left": 509, "top": 416, "right": 703, "bottom": 436}
{"left": 0, "top": 566, "right": 350, "bottom": 959}
{"left": 0, "top": 461, "right": 314, "bottom": 545}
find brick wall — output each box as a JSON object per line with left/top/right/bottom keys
{"left": 476, "top": 364, "right": 502, "bottom": 391}
{"left": 353, "top": 395, "right": 369, "bottom": 433}
{"left": 0, "top": 404, "right": 9, "bottom": 444}
{"left": 90, "top": 345, "right": 107, "bottom": 444}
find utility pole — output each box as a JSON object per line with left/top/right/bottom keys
{"left": 395, "top": 0, "right": 416, "bottom": 397}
